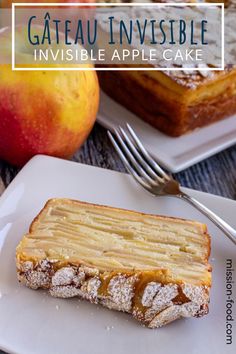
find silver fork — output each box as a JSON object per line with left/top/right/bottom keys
{"left": 108, "top": 124, "right": 236, "bottom": 245}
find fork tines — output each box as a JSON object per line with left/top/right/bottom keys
{"left": 107, "top": 124, "right": 170, "bottom": 190}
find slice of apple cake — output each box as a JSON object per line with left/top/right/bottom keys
{"left": 16, "top": 198, "right": 211, "bottom": 328}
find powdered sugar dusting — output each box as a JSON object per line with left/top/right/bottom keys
{"left": 24, "top": 271, "right": 51, "bottom": 289}
{"left": 52, "top": 267, "right": 76, "bottom": 286}
{"left": 145, "top": 284, "right": 179, "bottom": 321}
{"left": 107, "top": 274, "right": 138, "bottom": 312}
{"left": 142, "top": 282, "right": 161, "bottom": 307}
{"left": 20, "top": 261, "right": 33, "bottom": 272}
{"left": 149, "top": 305, "right": 181, "bottom": 328}
{"left": 182, "top": 284, "right": 209, "bottom": 306}
{"left": 50, "top": 285, "right": 82, "bottom": 298}
{"left": 80, "top": 277, "right": 101, "bottom": 302}
{"left": 17, "top": 260, "right": 210, "bottom": 329}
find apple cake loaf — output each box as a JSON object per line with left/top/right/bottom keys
{"left": 97, "top": 1, "right": 236, "bottom": 136}
{"left": 98, "top": 68, "right": 236, "bottom": 136}
{"left": 16, "top": 198, "right": 212, "bottom": 328}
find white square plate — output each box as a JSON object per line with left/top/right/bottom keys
{"left": 97, "top": 91, "right": 236, "bottom": 172}
{"left": 0, "top": 155, "right": 235, "bottom": 354}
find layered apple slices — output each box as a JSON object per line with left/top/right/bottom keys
{"left": 16, "top": 198, "right": 212, "bottom": 328}
{"left": 98, "top": 67, "right": 236, "bottom": 137}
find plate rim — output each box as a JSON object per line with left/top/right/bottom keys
{"left": 1, "top": 154, "right": 236, "bottom": 206}
{"left": 0, "top": 155, "right": 236, "bottom": 354}
{"left": 97, "top": 90, "right": 236, "bottom": 173}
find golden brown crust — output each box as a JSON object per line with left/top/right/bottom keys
{"left": 16, "top": 260, "right": 210, "bottom": 328}
{"left": 98, "top": 70, "right": 236, "bottom": 136}
{"left": 31, "top": 198, "right": 209, "bottom": 231}
{"left": 16, "top": 198, "right": 212, "bottom": 328}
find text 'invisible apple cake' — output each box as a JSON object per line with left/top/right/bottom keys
{"left": 16, "top": 199, "right": 212, "bottom": 328}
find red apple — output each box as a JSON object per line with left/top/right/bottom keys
{"left": 0, "top": 26, "right": 100, "bottom": 166}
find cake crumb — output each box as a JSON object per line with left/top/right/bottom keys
{"left": 55, "top": 305, "right": 60, "bottom": 310}
{"left": 105, "top": 325, "right": 114, "bottom": 331}
{"left": 0, "top": 291, "right": 7, "bottom": 299}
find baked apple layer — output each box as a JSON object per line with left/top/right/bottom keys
{"left": 98, "top": 68, "right": 236, "bottom": 136}
{"left": 16, "top": 198, "right": 211, "bottom": 285}
{"left": 16, "top": 198, "right": 212, "bottom": 328}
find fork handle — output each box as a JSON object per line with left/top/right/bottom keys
{"left": 179, "top": 192, "right": 236, "bottom": 245}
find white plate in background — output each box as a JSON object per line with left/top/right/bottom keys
{"left": 97, "top": 90, "right": 236, "bottom": 172}
{"left": 0, "top": 155, "right": 235, "bottom": 354}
